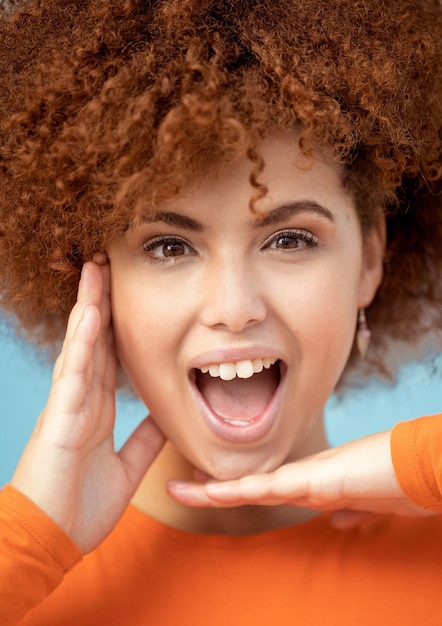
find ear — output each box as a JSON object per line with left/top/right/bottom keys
{"left": 357, "top": 212, "right": 386, "bottom": 309}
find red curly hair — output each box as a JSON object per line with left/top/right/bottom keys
{"left": 0, "top": 0, "right": 441, "bottom": 373}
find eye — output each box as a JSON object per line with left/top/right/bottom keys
{"left": 142, "top": 236, "right": 196, "bottom": 263}
{"left": 263, "top": 229, "right": 319, "bottom": 251}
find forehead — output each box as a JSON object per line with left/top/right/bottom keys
{"left": 136, "top": 137, "right": 354, "bottom": 224}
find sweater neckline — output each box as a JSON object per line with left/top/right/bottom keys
{"left": 125, "top": 503, "right": 335, "bottom": 548}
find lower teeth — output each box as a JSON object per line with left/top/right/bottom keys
{"left": 223, "top": 418, "right": 254, "bottom": 426}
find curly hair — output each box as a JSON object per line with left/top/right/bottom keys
{"left": 0, "top": 0, "right": 441, "bottom": 374}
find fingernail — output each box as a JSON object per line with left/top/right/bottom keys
{"left": 93, "top": 252, "right": 109, "bottom": 265}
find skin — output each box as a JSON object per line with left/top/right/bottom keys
{"left": 10, "top": 138, "right": 429, "bottom": 553}
{"left": 107, "top": 138, "right": 385, "bottom": 532}
{"left": 10, "top": 265, "right": 166, "bottom": 553}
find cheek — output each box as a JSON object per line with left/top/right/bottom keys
{"left": 110, "top": 273, "right": 191, "bottom": 402}
{"left": 274, "top": 262, "right": 361, "bottom": 366}
{"left": 276, "top": 257, "right": 360, "bottom": 319}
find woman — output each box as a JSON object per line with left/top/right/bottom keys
{"left": 1, "top": 0, "right": 441, "bottom": 623}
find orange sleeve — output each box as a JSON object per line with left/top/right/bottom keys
{"left": 0, "top": 484, "right": 82, "bottom": 625}
{"left": 391, "top": 413, "right": 442, "bottom": 513}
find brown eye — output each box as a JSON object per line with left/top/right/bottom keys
{"left": 142, "top": 236, "right": 196, "bottom": 263}
{"left": 162, "top": 241, "right": 187, "bottom": 257}
{"left": 274, "top": 234, "right": 301, "bottom": 249}
{"left": 264, "top": 229, "right": 318, "bottom": 251}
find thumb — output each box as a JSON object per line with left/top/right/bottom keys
{"left": 118, "top": 416, "right": 166, "bottom": 492}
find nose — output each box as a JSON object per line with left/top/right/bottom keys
{"left": 199, "top": 256, "right": 267, "bottom": 332}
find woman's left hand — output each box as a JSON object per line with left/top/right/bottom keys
{"left": 167, "top": 430, "right": 432, "bottom": 528}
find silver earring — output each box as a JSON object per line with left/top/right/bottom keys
{"left": 356, "top": 309, "right": 371, "bottom": 359}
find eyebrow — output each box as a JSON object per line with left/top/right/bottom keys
{"left": 143, "top": 211, "right": 203, "bottom": 231}
{"left": 254, "top": 202, "right": 335, "bottom": 227}
{"left": 141, "top": 201, "right": 334, "bottom": 231}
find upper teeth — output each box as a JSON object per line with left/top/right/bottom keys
{"left": 199, "top": 358, "right": 277, "bottom": 381}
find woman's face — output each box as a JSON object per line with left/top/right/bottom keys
{"left": 107, "top": 138, "right": 383, "bottom": 480}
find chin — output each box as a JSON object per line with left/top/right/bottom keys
{"left": 196, "top": 445, "right": 288, "bottom": 482}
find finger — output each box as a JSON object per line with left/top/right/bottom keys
{"left": 53, "top": 263, "right": 104, "bottom": 381}
{"left": 90, "top": 264, "right": 114, "bottom": 387}
{"left": 167, "top": 481, "right": 221, "bottom": 507}
{"left": 118, "top": 417, "right": 166, "bottom": 494}
{"left": 173, "top": 462, "right": 335, "bottom": 508}
{"left": 203, "top": 464, "right": 300, "bottom": 504}
{"left": 98, "top": 327, "right": 117, "bottom": 401}
{"left": 42, "top": 304, "right": 101, "bottom": 443}
{"left": 96, "top": 262, "right": 112, "bottom": 330}
{"left": 88, "top": 339, "right": 117, "bottom": 440}
{"left": 168, "top": 473, "right": 273, "bottom": 507}
{"left": 64, "top": 263, "right": 103, "bottom": 345}
{"left": 167, "top": 466, "right": 291, "bottom": 506}
{"left": 205, "top": 474, "right": 272, "bottom": 503}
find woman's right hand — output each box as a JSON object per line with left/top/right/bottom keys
{"left": 10, "top": 261, "right": 165, "bottom": 554}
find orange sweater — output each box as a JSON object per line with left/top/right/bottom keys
{"left": 0, "top": 414, "right": 441, "bottom": 626}
{"left": 391, "top": 412, "right": 442, "bottom": 513}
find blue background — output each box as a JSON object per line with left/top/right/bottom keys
{"left": 1, "top": 321, "right": 441, "bottom": 485}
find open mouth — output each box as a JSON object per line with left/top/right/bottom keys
{"left": 192, "top": 358, "right": 283, "bottom": 435}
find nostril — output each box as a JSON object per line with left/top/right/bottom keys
{"left": 199, "top": 283, "right": 267, "bottom": 332}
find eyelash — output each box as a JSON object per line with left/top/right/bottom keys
{"left": 141, "top": 228, "right": 318, "bottom": 264}
{"left": 142, "top": 236, "right": 196, "bottom": 264}
{"left": 262, "top": 229, "right": 319, "bottom": 250}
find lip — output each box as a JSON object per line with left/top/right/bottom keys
{"left": 189, "top": 358, "right": 287, "bottom": 444}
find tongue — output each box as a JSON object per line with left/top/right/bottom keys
{"left": 196, "top": 365, "right": 279, "bottom": 421}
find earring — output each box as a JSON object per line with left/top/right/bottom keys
{"left": 356, "top": 309, "right": 371, "bottom": 359}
